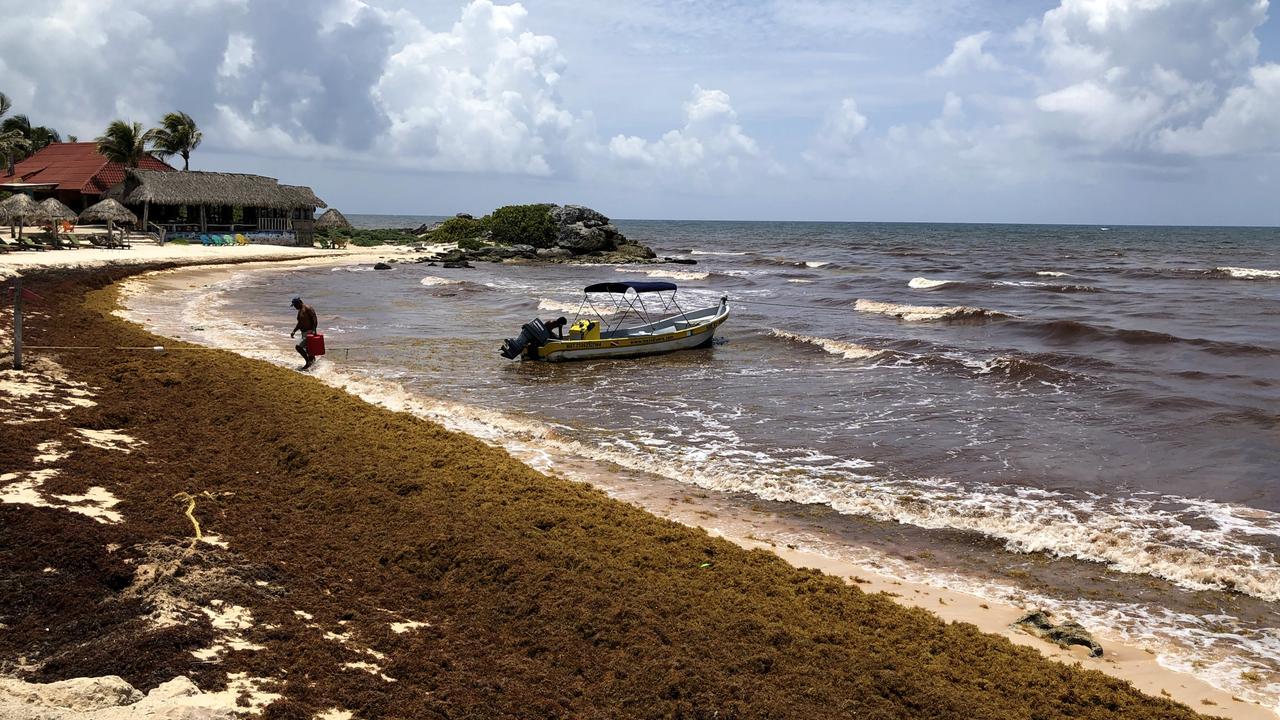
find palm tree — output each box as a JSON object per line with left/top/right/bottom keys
{"left": 148, "top": 111, "right": 202, "bottom": 171}
{"left": 95, "top": 120, "right": 150, "bottom": 167}
{"left": 0, "top": 129, "right": 29, "bottom": 176}
{"left": 0, "top": 115, "right": 60, "bottom": 157}
{"left": 0, "top": 93, "right": 14, "bottom": 175}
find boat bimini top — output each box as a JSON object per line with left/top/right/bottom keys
{"left": 578, "top": 281, "right": 687, "bottom": 333}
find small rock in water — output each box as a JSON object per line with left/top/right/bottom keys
{"left": 1013, "top": 610, "right": 1103, "bottom": 657}
{"left": 665, "top": 257, "right": 698, "bottom": 265}
{"left": 373, "top": 262, "right": 393, "bottom": 270}
{"left": 442, "top": 260, "right": 473, "bottom": 269}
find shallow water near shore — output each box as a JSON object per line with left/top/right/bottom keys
{"left": 121, "top": 219, "right": 1280, "bottom": 709}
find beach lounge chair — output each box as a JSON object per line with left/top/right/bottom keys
{"left": 200, "top": 234, "right": 214, "bottom": 246}
{"left": 220, "top": 234, "right": 234, "bottom": 246}
{"left": 235, "top": 233, "right": 249, "bottom": 245}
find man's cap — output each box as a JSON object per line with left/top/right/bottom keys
{"left": 291, "top": 297, "right": 302, "bottom": 306}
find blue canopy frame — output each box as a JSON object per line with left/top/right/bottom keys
{"left": 571, "top": 280, "right": 689, "bottom": 332}
{"left": 583, "top": 281, "right": 677, "bottom": 294}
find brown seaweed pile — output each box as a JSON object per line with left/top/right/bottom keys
{"left": 0, "top": 266, "right": 1213, "bottom": 719}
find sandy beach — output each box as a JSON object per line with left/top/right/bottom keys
{"left": 0, "top": 250, "right": 1270, "bottom": 718}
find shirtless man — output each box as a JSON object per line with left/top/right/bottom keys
{"left": 290, "top": 297, "right": 319, "bottom": 370}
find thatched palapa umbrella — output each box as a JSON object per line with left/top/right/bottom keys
{"left": 0, "top": 193, "right": 50, "bottom": 240}
{"left": 79, "top": 198, "right": 138, "bottom": 240}
{"left": 315, "top": 207, "right": 353, "bottom": 231}
{"left": 40, "top": 198, "right": 77, "bottom": 245}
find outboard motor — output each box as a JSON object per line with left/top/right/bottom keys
{"left": 500, "top": 318, "right": 551, "bottom": 359}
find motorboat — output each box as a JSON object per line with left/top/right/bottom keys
{"left": 500, "top": 281, "right": 728, "bottom": 362}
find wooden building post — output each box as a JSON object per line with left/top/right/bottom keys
{"left": 12, "top": 277, "right": 23, "bottom": 371}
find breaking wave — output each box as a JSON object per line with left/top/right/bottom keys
{"left": 1213, "top": 266, "right": 1280, "bottom": 280}
{"left": 854, "top": 299, "right": 1010, "bottom": 322}
{"left": 995, "top": 280, "right": 1102, "bottom": 293}
{"left": 420, "top": 275, "right": 462, "bottom": 286}
{"left": 973, "top": 355, "right": 1076, "bottom": 384}
{"left": 690, "top": 249, "right": 749, "bottom": 256}
{"left": 617, "top": 267, "right": 710, "bottom": 281}
{"left": 1036, "top": 271, "right": 1072, "bottom": 277}
{"left": 907, "top": 277, "right": 957, "bottom": 289}
{"left": 768, "top": 329, "right": 888, "bottom": 360}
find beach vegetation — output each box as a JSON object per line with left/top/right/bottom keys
{"left": 317, "top": 227, "right": 416, "bottom": 247}
{"left": 486, "top": 203, "right": 556, "bottom": 247}
{"left": 147, "top": 111, "right": 203, "bottom": 171}
{"left": 427, "top": 215, "right": 487, "bottom": 243}
{"left": 95, "top": 120, "right": 151, "bottom": 167}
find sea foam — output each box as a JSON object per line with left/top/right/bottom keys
{"left": 769, "top": 329, "right": 886, "bottom": 360}
{"left": 908, "top": 277, "right": 954, "bottom": 289}
{"left": 854, "top": 299, "right": 1009, "bottom": 322}
{"left": 617, "top": 267, "right": 710, "bottom": 281}
{"left": 420, "top": 276, "right": 462, "bottom": 286}
{"left": 1213, "top": 266, "right": 1280, "bottom": 280}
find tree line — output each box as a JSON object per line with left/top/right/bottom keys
{"left": 0, "top": 91, "right": 203, "bottom": 173}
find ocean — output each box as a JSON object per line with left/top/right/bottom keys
{"left": 123, "top": 218, "right": 1280, "bottom": 707}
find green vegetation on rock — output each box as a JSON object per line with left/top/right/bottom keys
{"left": 427, "top": 215, "right": 487, "bottom": 243}
{"left": 486, "top": 203, "right": 556, "bottom": 248}
{"left": 317, "top": 227, "right": 417, "bottom": 247}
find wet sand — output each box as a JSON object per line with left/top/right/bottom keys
{"left": 0, "top": 260, "right": 1265, "bottom": 718}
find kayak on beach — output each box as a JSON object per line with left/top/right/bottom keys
{"left": 500, "top": 280, "right": 729, "bottom": 362}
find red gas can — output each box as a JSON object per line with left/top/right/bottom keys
{"left": 305, "top": 332, "right": 326, "bottom": 357}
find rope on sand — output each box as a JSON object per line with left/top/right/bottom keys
{"left": 172, "top": 491, "right": 215, "bottom": 545}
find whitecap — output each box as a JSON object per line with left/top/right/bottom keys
{"left": 420, "top": 276, "right": 462, "bottom": 287}
{"left": 1213, "top": 266, "right": 1280, "bottom": 280}
{"left": 769, "top": 329, "right": 886, "bottom": 360}
{"left": 615, "top": 267, "right": 710, "bottom": 281}
{"left": 908, "top": 277, "right": 953, "bottom": 289}
{"left": 854, "top": 299, "right": 1009, "bottom": 322}
{"left": 1036, "top": 271, "right": 1072, "bottom": 277}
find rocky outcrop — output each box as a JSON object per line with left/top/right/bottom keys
{"left": 418, "top": 203, "right": 658, "bottom": 262}
{"left": 1013, "top": 611, "right": 1104, "bottom": 657}
{"left": 551, "top": 205, "right": 628, "bottom": 254}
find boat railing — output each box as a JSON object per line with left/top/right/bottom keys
{"left": 592, "top": 288, "right": 693, "bottom": 333}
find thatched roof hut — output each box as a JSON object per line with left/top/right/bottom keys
{"left": 39, "top": 197, "right": 78, "bottom": 221}
{"left": 315, "top": 208, "right": 353, "bottom": 231}
{"left": 0, "top": 194, "right": 50, "bottom": 239}
{"left": 115, "top": 169, "right": 326, "bottom": 210}
{"left": 80, "top": 198, "right": 138, "bottom": 225}
{"left": 0, "top": 193, "right": 49, "bottom": 223}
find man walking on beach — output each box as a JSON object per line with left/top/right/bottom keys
{"left": 290, "top": 297, "right": 319, "bottom": 370}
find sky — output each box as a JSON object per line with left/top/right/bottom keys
{"left": 1, "top": 0, "right": 1278, "bottom": 225}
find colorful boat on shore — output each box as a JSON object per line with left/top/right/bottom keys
{"left": 500, "top": 281, "right": 729, "bottom": 362}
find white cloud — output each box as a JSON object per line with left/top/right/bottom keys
{"left": 370, "top": 0, "right": 578, "bottom": 175}
{"left": 1025, "top": 0, "right": 1271, "bottom": 155}
{"left": 217, "top": 33, "right": 254, "bottom": 79}
{"left": 804, "top": 98, "right": 869, "bottom": 173}
{"left": 930, "top": 31, "right": 1001, "bottom": 77}
{"left": 1156, "top": 63, "right": 1280, "bottom": 156}
{"left": 601, "top": 85, "right": 765, "bottom": 184}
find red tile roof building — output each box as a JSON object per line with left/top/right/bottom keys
{"left": 2, "top": 143, "right": 175, "bottom": 210}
